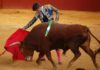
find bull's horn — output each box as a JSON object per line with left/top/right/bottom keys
{"left": 9, "top": 41, "right": 21, "bottom": 47}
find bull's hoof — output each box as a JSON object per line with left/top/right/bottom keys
{"left": 76, "top": 68, "right": 85, "bottom": 70}
{"left": 36, "top": 60, "right": 41, "bottom": 65}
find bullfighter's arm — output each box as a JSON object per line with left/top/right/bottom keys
{"left": 22, "top": 12, "right": 39, "bottom": 29}
{"left": 49, "top": 4, "right": 59, "bottom": 21}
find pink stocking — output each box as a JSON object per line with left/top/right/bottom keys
{"left": 56, "top": 49, "right": 62, "bottom": 64}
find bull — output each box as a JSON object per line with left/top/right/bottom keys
{"left": 11, "top": 23, "right": 100, "bottom": 70}
{"left": 95, "top": 48, "right": 100, "bottom": 55}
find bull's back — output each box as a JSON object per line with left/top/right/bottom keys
{"left": 48, "top": 23, "right": 88, "bottom": 39}
{"left": 28, "top": 23, "right": 88, "bottom": 43}
{"left": 24, "top": 23, "right": 89, "bottom": 50}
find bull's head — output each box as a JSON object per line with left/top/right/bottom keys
{"left": 9, "top": 41, "right": 34, "bottom": 61}
{"left": 20, "top": 41, "right": 35, "bottom": 61}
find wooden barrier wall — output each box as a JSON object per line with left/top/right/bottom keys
{"left": 0, "top": 0, "right": 100, "bottom": 11}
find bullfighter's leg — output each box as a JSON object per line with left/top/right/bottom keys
{"left": 36, "top": 52, "right": 45, "bottom": 65}
{"left": 45, "top": 51, "right": 56, "bottom": 69}
{"left": 68, "top": 46, "right": 81, "bottom": 68}
{"left": 56, "top": 49, "right": 62, "bottom": 64}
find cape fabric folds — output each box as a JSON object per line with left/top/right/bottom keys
{"left": 4, "top": 29, "right": 29, "bottom": 61}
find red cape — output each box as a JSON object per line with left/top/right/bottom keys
{"left": 4, "top": 29, "right": 29, "bottom": 61}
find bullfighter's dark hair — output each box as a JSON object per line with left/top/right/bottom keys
{"left": 32, "top": 3, "right": 40, "bottom": 11}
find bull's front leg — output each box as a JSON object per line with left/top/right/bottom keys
{"left": 45, "top": 51, "right": 56, "bottom": 70}
{"left": 36, "top": 52, "right": 45, "bottom": 65}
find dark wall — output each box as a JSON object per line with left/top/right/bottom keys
{"left": 0, "top": 0, "right": 100, "bottom": 11}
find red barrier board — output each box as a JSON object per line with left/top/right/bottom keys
{"left": 0, "top": 0, "right": 100, "bottom": 11}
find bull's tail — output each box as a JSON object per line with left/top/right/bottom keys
{"left": 0, "top": 50, "right": 6, "bottom": 56}
{"left": 88, "top": 28, "right": 100, "bottom": 55}
{"left": 88, "top": 29, "right": 100, "bottom": 44}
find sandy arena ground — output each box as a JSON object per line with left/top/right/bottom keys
{"left": 0, "top": 9, "right": 100, "bottom": 70}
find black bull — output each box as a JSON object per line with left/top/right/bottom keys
{"left": 19, "top": 23, "right": 100, "bottom": 69}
